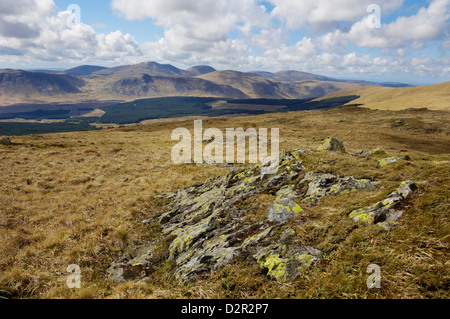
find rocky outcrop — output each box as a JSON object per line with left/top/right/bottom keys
{"left": 267, "top": 198, "right": 304, "bottom": 223}
{"left": 108, "top": 150, "right": 317, "bottom": 283}
{"left": 349, "top": 181, "right": 418, "bottom": 230}
{"left": 108, "top": 139, "right": 418, "bottom": 284}
{"left": 300, "top": 172, "right": 377, "bottom": 206}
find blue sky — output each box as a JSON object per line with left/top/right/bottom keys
{"left": 0, "top": 0, "right": 449, "bottom": 85}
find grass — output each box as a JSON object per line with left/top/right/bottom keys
{"left": 319, "top": 81, "right": 450, "bottom": 111}
{"left": 0, "top": 106, "right": 448, "bottom": 299}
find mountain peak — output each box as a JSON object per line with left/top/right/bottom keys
{"left": 186, "top": 65, "right": 216, "bottom": 76}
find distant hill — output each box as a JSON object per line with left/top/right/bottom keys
{"left": 197, "top": 70, "right": 357, "bottom": 99}
{"left": 91, "top": 61, "right": 191, "bottom": 78}
{"left": 248, "top": 70, "right": 335, "bottom": 82}
{"left": 65, "top": 65, "right": 108, "bottom": 76}
{"left": 186, "top": 65, "right": 216, "bottom": 76}
{"left": 0, "top": 69, "right": 84, "bottom": 96}
{"left": 317, "top": 81, "right": 450, "bottom": 111}
{"left": 111, "top": 74, "right": 247, "bottom": 98}
{"left": 248, "top": 70, "right": 410, "bottom": 88}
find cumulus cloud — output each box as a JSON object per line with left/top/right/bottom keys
{"left": 0, "top": 0, "right": 54, "bottom": 38}
{"left": 0, "top": 0, "right": 448, "bottom": 81}
{"left": 0, "top": 0, "right": 142, "bottom": 64}
{"left": 269, "top": 0, "right": 404, "bottom": 31}
{"left": 342, "top": 0, "right": 450, "bottom": 49}
{"left": 111, "top": 0, "right": 271, "bottom": 53}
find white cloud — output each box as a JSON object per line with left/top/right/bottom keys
{"left": 112, "top": 0, "right": 270, "bottom": 42}
{"left": 269, "top": 0, "right": 404, "bottom": 30}
{"left": 0, "top": 0, "right": 142, "bottom": 64}
{"left": 0, "top": 0, "right": 55, "bottom": 39}
{"left": 315, "top": 0, "right": 450, "bottom": 50}
{"left": 0, "top": 0, "right": 448, "bottom": 82}
{"left": 385, "top": 0, "right": 450, "bottom": 41}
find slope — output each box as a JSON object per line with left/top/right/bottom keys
{"left": 317, "top": 81, "right": 450, "bottom": 111}
{"left": 0, "top": 69, "right": 84, "bottom": 95}
{"left": 197, "top": 70, "right": 358, "bottom": 99}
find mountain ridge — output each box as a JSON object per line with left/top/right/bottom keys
{"left": 0, "top": 61, "right": 413, "bottom": 106}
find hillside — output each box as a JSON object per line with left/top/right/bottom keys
{"left": 0, "top": 107, "right": 448, "bottom": 299}
{"left": 247, "top": 70, "right": 409, "bottom": 88}
{"left": 90, "top": 61, "right": 192, "bottom": 78}
{"left": 110, "top": 74, "right": 248, "bottom": 99}
{"left": 197, "top": 70, "right": 357, "bottom": 99}
{"left": 248, "top": 70, "right": 336, "bottom": 82}
{"left": 64, "top": 65, "right": 108, "bottom": 76}
{"left": 0, "top": 69, "right": 84, "bottom": 95}
{"left": 186, "top": 65, "right": 216, "bottom": 76}
{"left": 318, "top": 81, "right": 450, "bottom": 111}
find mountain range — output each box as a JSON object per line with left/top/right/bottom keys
{"left": 0, "top": 61, "right": 410, "bottom": 106}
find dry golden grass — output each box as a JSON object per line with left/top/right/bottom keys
{"left": 317, "top": 81, "right": 450, "bottom": 111}
{"left": 0, "top": 106, "right": 449, "bottom": 299}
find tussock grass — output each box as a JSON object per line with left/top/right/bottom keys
{"left": 0, "top": 107, "right": 448, "bottom": 299}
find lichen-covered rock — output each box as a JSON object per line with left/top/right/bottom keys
{"left": 275, "top": 185, "right": 299, "bottom": 200}
{"left": 254, "top": 245, "right": 321, "bottom": 282}
{"left": 317, "top": 137, "right": 345, "bottom": 152}
{"left": 107, "top": 244, "right": 158, "bottom": 283}
{"left": 378, "top": 156, "right": 407, "bottom": 167}
{"left": 378, "top": 211, "right": 404, "bottom": 231}
{"left": 356, "top": 147, "right": 386, "bottom": 157}
{"left": 349, "top": 181, "right": 417, "bottom": 229}
{"left": 301, "top": 172, "right": 377, "bottom": 206}
{"left": 109, "top": 150, "right": 314, "bottom": 283}
{"left": 432, "top": 160, "right": 450, "bottom": 165}
{"left": 109, "top": 146, "right": 418, "bottom": 285}
{"left": 267, "top": 198, "right": 303, "bottom": 223}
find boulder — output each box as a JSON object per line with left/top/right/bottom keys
{"left": 356, "top": 147, "right": 386, "bottom": 157}
{"left": 317, "top": 137, "right": 345, "bottom": 152}
{"left": 378, "top": 156, "right": 407, "bottom": 167}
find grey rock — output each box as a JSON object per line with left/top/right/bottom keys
{"left": 301, "top": 172, "right": 377, "bottom": 206}
{"left": 378, "top": 156, "right": 407, "bottom": 167}
{"left": 356, "top": 147, "right": 386, "bottom": 157}
{"left": 268, "top": 198, "right": 303, "bottom": 223}
{"left": 349, "top": 181, "right": 418, "bottom": 229}
{"left": 317, "top": 137, "right": 345, "bottom": 152}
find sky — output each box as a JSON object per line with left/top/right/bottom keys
{"left": 0, "top": 0, "right": 449, "bottom": 85}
